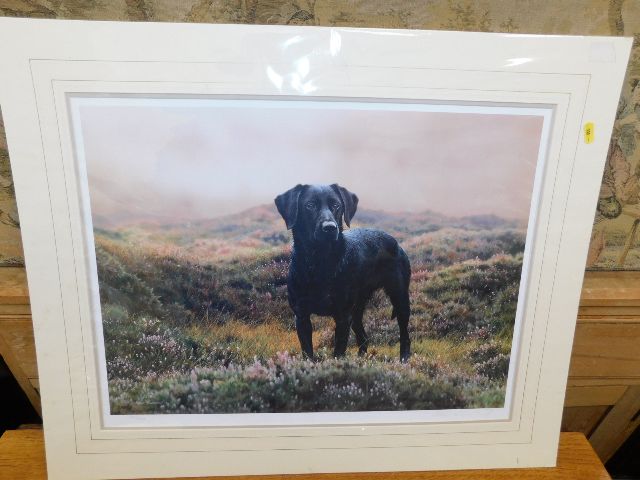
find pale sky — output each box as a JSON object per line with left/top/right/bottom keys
{"left": 78, "top": 99, "right": 544, "bottom": 226}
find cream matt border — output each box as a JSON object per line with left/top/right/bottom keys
{"left": 38, "top": 65, "right": 572, "bottom": 449}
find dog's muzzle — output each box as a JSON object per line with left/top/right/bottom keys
{"left": 317, "top": 220, "right": 339, "bottom": 241}
{"left": 321, "top": 221, "right": 337, "bottom": 233}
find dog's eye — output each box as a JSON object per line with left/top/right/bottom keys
{"left": 305, "top": 202, "right": 316, "bottom": 210}
{"left": 331, "top": 202, "right": 340, "bottom": 210}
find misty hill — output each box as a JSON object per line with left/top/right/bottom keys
{"left": 97, "top": 204, "right": 523, "bottom": 243}
{"left": 94, "top": 204, "right": 526, "bottom": 265}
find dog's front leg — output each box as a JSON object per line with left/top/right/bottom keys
{"left": 333, "top": 314, "right": 352, "bottom": 358}
{"left": 295, "top": 314, "right": 314, "bottom": 360}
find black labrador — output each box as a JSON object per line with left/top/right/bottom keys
{"left": 274, "top": 184, "right": 411, "bottom": 361}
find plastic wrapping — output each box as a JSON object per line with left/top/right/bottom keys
{"left": 0, "top": 17, "right": 631, "bottom": 479}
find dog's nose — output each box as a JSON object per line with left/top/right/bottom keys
{"left": 322, "top": 221, "right": 337, "bottom": 233}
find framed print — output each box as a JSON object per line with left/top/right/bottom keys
{"left": 0, "top": 18, "right": 631, "bottom": 479}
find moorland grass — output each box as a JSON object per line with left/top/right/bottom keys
{"left": 98, "top": 215, "right": 522, "bottom": 414}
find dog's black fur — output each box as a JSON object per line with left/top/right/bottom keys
{"left": 275, "top": 184, "right": 411, "bottom": 361}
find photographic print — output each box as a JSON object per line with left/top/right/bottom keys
{"left": 4, "top": 18, "right": 631, "bottom": 478}
{"left": 72, "top": 97, "right": 545, "bottom": 417}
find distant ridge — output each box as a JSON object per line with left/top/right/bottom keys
{"left": 95, "top": 203, "right": 525, "bottom": 249}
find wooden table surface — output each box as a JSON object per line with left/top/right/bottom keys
{"left": 0, "top": 430, "right": 610, "bottom": 480}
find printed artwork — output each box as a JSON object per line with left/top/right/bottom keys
{"left": 72, "top": 98, "right": 544, "bottom": 414}
{"left": 0, "top": 113, "right": 22, "bottom": 267}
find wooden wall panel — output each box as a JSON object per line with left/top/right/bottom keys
{"left": 569, "top": 323, "right": 640, "bottom": 379}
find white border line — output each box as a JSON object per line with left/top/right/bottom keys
{"left": 69, "top": 95, "right": 551, "bottom": 429}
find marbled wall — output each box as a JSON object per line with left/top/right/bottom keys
{"left": 1, "top": 0, "right": 639, "bottom": 269}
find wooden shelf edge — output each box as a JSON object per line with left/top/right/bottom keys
{"left": 581, "top": 271, "right": 640, "bottom": 306}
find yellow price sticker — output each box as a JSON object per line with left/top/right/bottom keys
{"left": 584, "top": 122, "right": 594, "bottom": 144}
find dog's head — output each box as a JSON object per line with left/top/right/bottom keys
{"left": 275, "top": 184, "right": 359, "bottom": 242}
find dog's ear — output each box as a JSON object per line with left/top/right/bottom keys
{"left": 331, "top": 184, "right": 359, "bottom": 228}
{"left": 275, "top": 184, "right": 304, "bottom": 230}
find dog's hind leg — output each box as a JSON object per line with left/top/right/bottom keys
{"left": 350, "top": 302, "right": 369, "bottom": 356}
{"left": 385, "top": 285, "right": 411, "bottom": 362}
{"left": 333, "top": 314, "right": 352, "bottom": 358}
{"left": 295, "top": 314, "right": 314, "bottom": 360}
